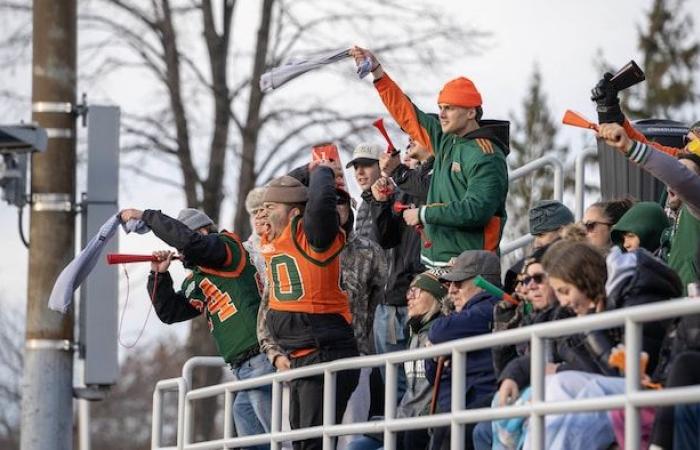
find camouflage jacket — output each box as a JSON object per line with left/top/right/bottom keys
{"left": 341, "top": 233, "right": 388, "bottom": 355}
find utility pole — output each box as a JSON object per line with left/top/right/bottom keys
{"left": 21, "top": 1, "right": 77, "bottom": 449}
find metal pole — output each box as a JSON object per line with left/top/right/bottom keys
{"left": 624, "top": 320, "right": 641, "bottom": 450}
{"left": 322, "top": 369, "right": 336, "bottom": 450}
{"left": 450, "top": 350, "right": 466, "bottom": 450}
{"left": 270, "top": 380, "right": 283, "bottom": 450}
{"left": 384, "top": 361, "right": 398, "bottom": 450}
{"left": 78, "top": 400, "right": 90, "bottom": 450}
{"left": 530, "top": 336, "right": 545, "bottom": 450}
{"left": 21, "top": 1, "right": 76, "bottom": 449}
{"left": 575, "top": 147, "right": 598, "bottom": 220}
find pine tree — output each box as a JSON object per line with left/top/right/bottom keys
{"left": 505, "top": 64, "right": 567, "bottom": 240}
{"left": 626, "top": 0, "right": 699, "bottom": 119}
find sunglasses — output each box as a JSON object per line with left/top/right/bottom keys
{"left": 522, "top": 273, "right": 547, "bottom": 286}
{"left": 583, "top": 221, "right": 612, "bottom": 232}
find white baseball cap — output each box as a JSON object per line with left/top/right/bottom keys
{"left": 345, "top": 142, "right": 383, "bottom": 168}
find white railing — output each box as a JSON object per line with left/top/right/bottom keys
{"left": 575, "top": 146, "right": 598, "bottom": 221}
{"left": 152, "top": 298, "right": 700, "bottom": 450}
{"left": 500, "top": 154, "right": 565, "bottom": 256}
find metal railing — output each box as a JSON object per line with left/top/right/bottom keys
{"left": 574, "top": 146, "right": 598, "bottom": 221}
{"left": 152, "top": 298, "right": 700, "bottom": 450}
{"left": 500, "top": 154, "right": 564, "bottom": 255}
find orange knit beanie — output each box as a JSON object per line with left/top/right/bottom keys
{"left": 437, "top": 77, "right": 482, "bottom": 108}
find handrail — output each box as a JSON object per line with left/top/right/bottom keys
{"left": 153, "top": 297, "right": 700, "bottom": 450}
{"left": 500, "top": 154, "right": 565, "bottom": 255}
{"left": 575, "top": 146, "right": 598, "bottom": 220}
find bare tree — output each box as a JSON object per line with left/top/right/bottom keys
{"left": 0, "top": 305, "right": 24, "bottom": 450}
{"left": 90, "top": 335, "right": 191, "bottom": 450}
{"left": 0, "top": 0, "right": 486, "bottom": 440}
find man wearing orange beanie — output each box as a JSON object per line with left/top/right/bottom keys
{"left": 350, "top": 46, "right": 510, "bottom": 268}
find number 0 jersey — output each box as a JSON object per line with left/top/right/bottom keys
{"left": 261, "top": 215, "right": 351, "bottom": 323}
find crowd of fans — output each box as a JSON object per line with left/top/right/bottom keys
{"left": 119, "top": 46, "right": 700, "bottom": 450}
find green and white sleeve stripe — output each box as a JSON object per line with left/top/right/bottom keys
{"left": 627, "top": 141, "right": 651, "bottom": 164}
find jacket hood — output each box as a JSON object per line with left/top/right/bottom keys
{"left": 606, "top": 248, "right": 683, "bottom": 310}
{"left": 464, "top": 119, "right": 511, "bottom": 156}
{"left": 611, "top": 202, "right": 669, "bottom": 253}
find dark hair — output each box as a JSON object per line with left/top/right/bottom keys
{"left": 590, "top": 197, "right": 635, "bottom": 225}
{"left": 475, "top": 106, "right": 484, "bottom": 121}
{"left": 679, "top": 153, "right": 700, "bottom": 175}
{"left": 542, "top": 240, "right": 607, "bottom": 307}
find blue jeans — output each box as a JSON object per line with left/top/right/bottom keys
{"left": 373, "top": 304, "right": 408, "bottom": 399}
{"left": 674, "top": 403, "right": 700, "bottom": 450}
{"left": 523, "top": 372, "right": 623, "bottom": 450}
{"left": 473, "top": 421, "right": 493, "bottom": 450}
{"left": 346, "top": 436, "right": 383, "bottom": 450}
{"left": 230, "top": 352, "right": 274, "bottom": 450}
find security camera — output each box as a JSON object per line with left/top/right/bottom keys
{"left": 0, "top": 124, "right": 48, "bottom": 154}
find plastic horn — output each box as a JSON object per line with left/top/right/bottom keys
{"left": 392, "top": 201, "right": 432, "bottom": 248}
{"left": 106, "top": 253, "right": 181, "bottom": 265}
{"left": 562, "top": 110, "right": 599, "bottom": 131}
{"left": 473, "top": 275, "right": 518, "bottom": 306}
{"left": 372, "top": 118, "right": 397, "bottom": 154}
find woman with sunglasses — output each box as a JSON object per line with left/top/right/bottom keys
{"left": 582, "top": 197, "right": 634, "bottom": 251}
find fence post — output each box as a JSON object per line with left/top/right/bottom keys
{"left": 223, "top": 389, "right": 234, "bottom": 442}
{"left": 322, "top": 368, "right": 337, "bottom": 450}
{"left": 270, "top": 379, "right": 283, "bottom": 450}
{"left": 450, "top": 350, "right": 466, "bottom": 450}
{"left": 530, "top": 336, "right": 545, "bottom": 450}
{"left": 624, "top": 319, "right": 641, "bottom": 450}
{"left": 384, "top": 361, "right": 398, "bottom": 450}
{"left": 575, "top": 146, "right": 597, "bottom": 220}
{"left": 151, "top": 385, "right": 164, "bottom": 449}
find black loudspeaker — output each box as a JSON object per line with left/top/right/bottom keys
{"left": 597, "top": 119, "right": 688, "bottom": 202}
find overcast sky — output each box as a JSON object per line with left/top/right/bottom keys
{"left": 1, "top": 0, "right": 698, "bottom": 349}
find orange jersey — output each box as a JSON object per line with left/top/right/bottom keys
{"left": 261, "top": 215, "right": 351, "bottom": 322}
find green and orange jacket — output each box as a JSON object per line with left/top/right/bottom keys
{"left": 373, "top": 73, "right": 510, "bottom": 267}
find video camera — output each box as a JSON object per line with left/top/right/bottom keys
{"left": 606, "top": 60, "right": 645, "bottom": 93}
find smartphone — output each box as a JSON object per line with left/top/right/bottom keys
{"left": 311, "top": 143, "right": 340, "bottom": 162}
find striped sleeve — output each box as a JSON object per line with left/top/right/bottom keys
{"left": 623, "top": 119, "right": 680, "bottom": 157}
{"left": 626, "top": 141, "right": 651, "bottom": 164}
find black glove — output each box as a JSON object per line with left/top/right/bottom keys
{"left": 591, "top": 72, "right": 624, "bottom": 125}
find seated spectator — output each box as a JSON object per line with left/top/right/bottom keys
{"left": 610, "top": 201, "right": 669, "bottom": 254}
{"left": 503, "top": 200, "right": 573, "bottom": 294}
{"left": 427, "top": 250, "right": 501, "bottom": 450}
{"left": 583, "top": 198, "right": 635, "bottom": 252}
{"left": 346, "top": 271, "right": 447, "bottom": 450}
{"left": 491, "top": 241, "right": 681, "bottom": 450}
{"left": 492, "top": 245, "right": 569, "bottom": 377}
{"left": 529, "top": 200, "right": 574, "bottom": 249}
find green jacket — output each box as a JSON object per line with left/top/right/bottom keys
{"left": 611, "top": 201, "right": 669, "bottom": 254}
{"left": 668, "top": 206, "right": 700, "bottom": 295}
{"left": 374, "top": 74, "right": 509, "bottom": 267}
